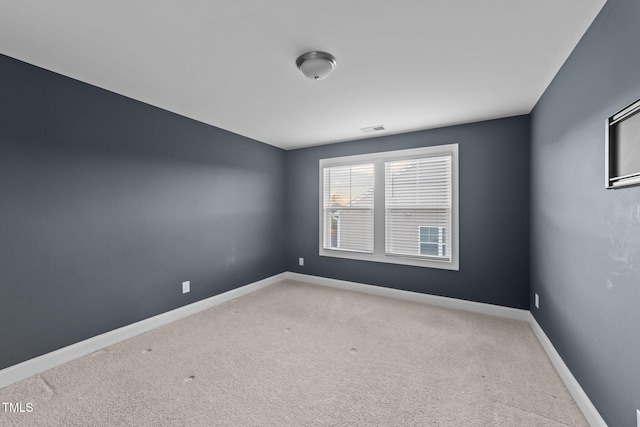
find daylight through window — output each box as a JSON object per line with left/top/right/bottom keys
{"left": 319, "top": 144, "right": 458, "bottom": 270}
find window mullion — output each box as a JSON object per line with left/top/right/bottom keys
{"left": 373, "top": 158, "right": 385, "bottom": 257}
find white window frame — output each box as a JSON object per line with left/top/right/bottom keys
{"left": 319, "top": 144, "right": 459, "bottom": 270}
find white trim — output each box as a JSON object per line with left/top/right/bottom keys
{"left": 0, "top": 273, "right": 285, "bottom": 390}
{"left": 528, "top": 314, "right": 607, "bottom": 427}
{"left": 284, "top": 272, "right": 528, "bottom": 321}
{"left": 0, "top": 271, "right": 606, "bottom": 427}
{"left": 318, "top": 144, "right": 459, "bottom": 271}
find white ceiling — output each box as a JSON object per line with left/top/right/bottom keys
{"left": 0, "top": 1, "right": 606, "bottom": 150}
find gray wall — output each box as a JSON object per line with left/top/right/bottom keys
{"left": 530, "top": 0, "right": 640, "bottom": 424}
{"left": 0, "top": 54, "right": 286, "bottom": 370}
{"left": 286, "top": 116, "right": 530, "bottom": 309}
{"left": 8, "top": 4, "right": 635, "bottom": 419}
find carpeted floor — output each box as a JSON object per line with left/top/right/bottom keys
{"left": 0, "top": 280, "right": 587, "bottom": 426}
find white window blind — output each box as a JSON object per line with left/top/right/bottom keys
{"left": 319, "top": 144, "right": 458, "bottom": 270}
{"left": 385, "top": 155, "right": 452, "bottom": 261}
{"left": 322, "top": 163, "right": 374, "bottom": 253}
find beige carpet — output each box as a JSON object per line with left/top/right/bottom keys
{"left": 0, "top": 280, "right": 587, "bottom": 426}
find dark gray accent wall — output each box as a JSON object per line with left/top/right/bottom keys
{"left": 530, "top": 0, "right": 640, "bottom": 424}
{"left": 285, "top": 116, "right": 530, "bottom": 309}
{"left": 0, "top": 54, "right": 286, "bottom": 370}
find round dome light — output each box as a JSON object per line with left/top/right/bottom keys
{"left": 296, "top": 51, "right": 337, "bottom": 81}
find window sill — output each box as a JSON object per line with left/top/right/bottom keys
{"left": 319, "top": 248, "right": 459, "bottom": 271}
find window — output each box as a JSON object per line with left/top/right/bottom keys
{"left": 385, "top": 156, "right": 452, "bottom": 261}
{"left": 322, "top": 163, "right": 374, "bottom": 253}
{"left": 319, "top": 144, "right": 458, "bottom": 270}
{"left": 606, "top": 96, "right": 640, "bottom": 188}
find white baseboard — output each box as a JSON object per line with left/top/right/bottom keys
{"left": 285, "top": 272, "right": 530, "bottom": 321}
{"left": 0, "top": 270, "right": 606, "bottom": 427}
{"left": 0, "top": 273, "right": 285, "bottom": 389}
{"left": 528, "top": 314, "right": 606, "bottom": 427}
{"left": 285, "top": 272, "right": 605, "bottom": 426}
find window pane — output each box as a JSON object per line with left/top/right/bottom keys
{"left": 324, "top": 209, "right": 373, "bottom": 252}
{"left": 324, "top": 164, "right": 373, "bottom": 209}
{"left": 323, "top": 163, "right": 374, "bottom": 253}
{"left": 386, "top": 157, "right": 451, "bottom": 209}
{"left": 386, "top": 209, "right": 449, "bottom": 257}
{"left": 385, "top": 156, "right": 452, "bottom": 259}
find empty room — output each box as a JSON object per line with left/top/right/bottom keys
{"left": 0, "top": 1, "right": 638, "bottom": 426}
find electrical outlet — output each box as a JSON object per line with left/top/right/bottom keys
{"left": 299, "top": 257, "right": 304, "bottom": 266}
{"left": 534, "top": 293, "right": 539, "bottom": 309}
{"left": 182, "top": 281, "right": 190, "bottom": 294}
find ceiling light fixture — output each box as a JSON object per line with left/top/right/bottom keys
{"left": 296, "top": 51, "right": 337, "bottom": 81}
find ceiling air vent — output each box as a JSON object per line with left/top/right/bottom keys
{"left": 360, "top": 125, "right": 385, "bottom": 134}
